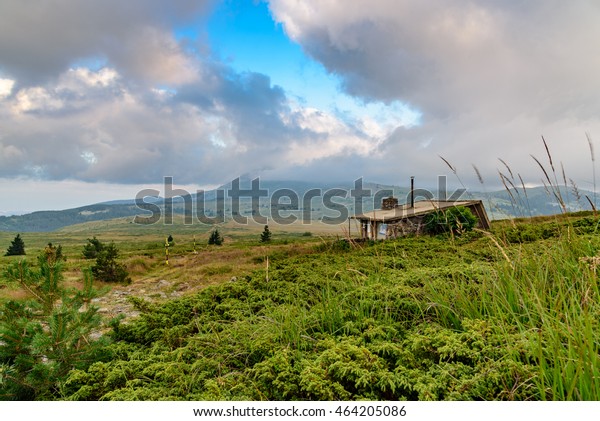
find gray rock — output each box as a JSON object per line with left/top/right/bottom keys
{"left": 176, "top": 282, "right": 190, "bottom": 291}
{"left": 158, "top": 279, "right": 171, "bottom": 288}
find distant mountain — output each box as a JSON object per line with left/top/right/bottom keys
{"left": 0, "top": 210, "right": 30, "bottom": 217}
{"left": 0, "top": 181, "right": 595, "bottom": 232}
{"left": 98, "top": 196, "right": 163, "bottom": 206}
{"left": 475, "top": 186, "right": 596, "bottom": 219}
{"left": 0, "top": 203, "right": 143, "bottom": 232}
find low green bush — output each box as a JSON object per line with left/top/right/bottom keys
{"left": 424, "top": 206, "right": 477, "bottom": 235}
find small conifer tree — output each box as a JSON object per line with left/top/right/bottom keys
{"left": 260, "top": 225, "right": 272, "bottom": 243}
{"left": 91, "top": 243, "right": 131, "bottom": 284}
{"left": 208, "top": 228, "right": 223, "bottom": 246}
{"left": 0, "top": 251, "right": 105, "bottom": 399}
{"left": 82, "top": 237, "right": 104, "bottom": 259}
{"left": 44, "top": 243, "right": 66, "bottom": 263}
{"left": 5, "top": 234, "right": 25, "bottom": 256}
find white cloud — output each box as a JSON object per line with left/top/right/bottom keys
{"left": 285, "top": 107, "right": 381, "bottom": 165}
{"left": 0, "top": 78, "right": 15, "bottom": 98}
{"left": 8, "top": 67, "right": 123, "bottom": 115}
{"left": 68, "top": 67, "right": 119, "bottom": 88}
{"left": 3, "top": 0, "right": 599, "bottom": 206}
{"left": 13, "top": 87, "right": 64, "bottom": 113}
{"left": 80, "top": 151, "right": 98, "bottom": 165}
{"left": 0, "top": 62, "right": 394, "bottom": 185}
{"left": 268, "top": 0, "right": 600, "bottom": 186}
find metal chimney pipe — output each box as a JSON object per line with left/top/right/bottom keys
{"left": 410, "top": 176, "right": 415, "bottom": 208}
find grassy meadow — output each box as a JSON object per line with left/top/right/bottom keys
{"left": 1, "top": 207, "right": 600, "bottom": 400}
{"left": 0, "top": 216, "right": 333, "bottom": 304}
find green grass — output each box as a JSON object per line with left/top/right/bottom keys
{"left": 424, "top": 231, "right": 600, "bottom": 399}
{"left": 0, "top": 217, "right": 333, "bottom": 302}
{"left": 2, "top": 212, "right": 600, "bottom": 400}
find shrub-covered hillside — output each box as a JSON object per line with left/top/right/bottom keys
{"left": 2, "top": 212, "right": 600, "bottom": 400}
{"left": 57, "top": 214, "right": 600, "bottom": 400}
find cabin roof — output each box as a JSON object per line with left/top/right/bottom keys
{"left": 351, "top": 199, "right": 486, "bottom": 222}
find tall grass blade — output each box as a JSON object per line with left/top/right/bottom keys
{"left": 542, "top": 136, "right": 555, "bottom": 174}
{"left": 531, "top": 154, "right": 566, "bottom": 213}
{"left": 569, "top": 178, "right": 582, "bottom": 210}
{"left": 585, "top": 195, "right": 597, "bottom": 215}
{"left": 561, "top": 162, "right": 570, "bottom": 209}
{"left": 439, "top": 155, "right": 456, "bottom": 174}
{"left": 587, "top": 132, "right": 596, "bottom": 208}
{"left": 531, "top": 154, "right": 552, "bottom": 186}
{"left": 439, "top": 155, "right": 470, "bottom": 198}
{"left": 472, "top": 164, "right": 484, "bottom": 184}
{"left": 518, "top": 173, "right": 532, "bottom": 217}
{"left": 498, "top": 158, "right": 515, "bottom": 181}
{"left": 498, "top": 170, "right": 521, "bottom": 216}
{"left": 540, "top": 137, "right": 566, "bottom": 212}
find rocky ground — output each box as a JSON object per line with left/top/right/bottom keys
{"left": 91, "top": 277, "right": 199, "bottom": 324}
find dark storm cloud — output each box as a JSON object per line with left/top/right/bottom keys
{"left": 270, "top": 0, "right": 600, "bottom": 120}
{"left": 0, "top": 0, "right": 215, "bottom": 85}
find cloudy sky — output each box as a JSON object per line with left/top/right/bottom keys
{"left": 1, "top": 0, "right": 600, "bottom": 214}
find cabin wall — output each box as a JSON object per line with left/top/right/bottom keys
{"left": 356, "top": 201, "right": 491, "bottom": 240}
{"left": 386, "top": 216, "right": 426, "bottom": 238}
{"left": 356, "top": 216, "right": 426, "bottom": 239}
{"left": 465, "top": 203, "right": 491, "bottom": 229}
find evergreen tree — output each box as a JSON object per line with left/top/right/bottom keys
{"left": 56, "top": 245, "right": 65, "bottom": 261}
{"left": 82, "top": 237, "right": 104, "bottom": 259}
{"left": 44, "top": 243, "right": 66, "bottom": 263}
{"left": 91, "top": 243, "right": 131, "bottom": 284}
{"left": 5, "top": 234, "right": 25, "bottom": 256}
{"left": 260, "top": 225, "right": 272, "bottom": 243}
{"left": 208, "top": 228, "right": 223, "bottom": 246}
{"left": 0, "top": 252, "right": 106, "bottom": 399}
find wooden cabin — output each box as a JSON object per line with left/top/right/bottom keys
{"left": 351, "top": 199, "right": 490, "bottom": 240}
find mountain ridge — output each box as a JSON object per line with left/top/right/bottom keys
{"left": 0, "top": 180, "right": 594, "bottom": 232}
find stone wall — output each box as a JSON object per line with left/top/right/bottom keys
{"left": 386, "top": 216, "right": 426, "bottom": 237}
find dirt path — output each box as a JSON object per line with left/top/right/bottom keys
{"left": 91, "top": 277, "right": 197, "bottom": 323}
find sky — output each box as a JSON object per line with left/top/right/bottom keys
{"left": 1, "top": 0, "right": 600, "bottom": 214}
